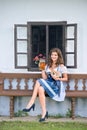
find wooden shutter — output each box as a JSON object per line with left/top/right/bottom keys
{"left": 65, "top": 24, "right": 77, "bottom": 68}
{"left": 14, "top": 24, "right": 28, "bottom": 68}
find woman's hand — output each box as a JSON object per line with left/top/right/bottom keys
{"left": 51, "top": 70, "right": 68, "bottom": 81}
{"left": 50, "top": 70, "right": 60, "bottom": 80}
{"left": 51, "top": 74, "right": 58, "bottom": 80}
{"left": 51, "top": 70, "right": 60, "bottom": 77}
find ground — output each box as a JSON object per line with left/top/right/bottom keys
{"left": 0, "top": 116, "right": 87, "bottom": 123}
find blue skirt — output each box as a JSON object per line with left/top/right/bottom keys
{"left": 38, "top": 77, "right": 66, "bottom": 101}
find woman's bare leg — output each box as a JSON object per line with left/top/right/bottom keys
{"left": 26, "top": 80, "right": 40, "bottom": 108}
{"left": 38, "top": 86, "right": 46, "bottom": 118}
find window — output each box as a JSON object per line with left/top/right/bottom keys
{"left": 14, "top": 21, "right": 77, "bottom": 71}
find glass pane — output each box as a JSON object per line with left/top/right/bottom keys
{"left": 32, "top": 41, "right": 39, "bottom": 53}
{"left": 17, "top": 54, "right": 27, "bottom": 66}
{"left": 66, "top": 40, "right": 74, "bottom": 52}
{"left": 66, "top": 54, "right": 74, "bottom": 66}
{"left": 17, "top": 27, "right": 27, "bottom": 39}
{"left": 31, "top": 25, "right": 46, "bottom": 67}
{"left": 49, "top": 25, "right": 63, "bottom": 51}
{"left": 67, "top": 26, "right": 74, "bottom": 38}
{"left": 17, "top": 41, "right": 27, "bottom": 53}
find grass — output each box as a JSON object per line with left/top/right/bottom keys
{"left": 14, "top": 110, "right": 28, "bottom": 117}
{"left": 14, "top": 108, "right": 72, "bottom": 118}
{"left": 0, "top": 121, "right": 87, "bottom": 130}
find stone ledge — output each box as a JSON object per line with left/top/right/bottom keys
{"left": 0, "top": 116, "right": 87, "bottom": 123}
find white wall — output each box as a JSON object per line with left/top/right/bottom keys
{"left": 0, "top": 0, "right": 87, "bottom": 117}
{"left": 0, "top": 0, "right": 87, "bottom": 73}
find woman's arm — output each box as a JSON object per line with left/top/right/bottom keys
{"left": 50, "top": 64, "right": 68, "bottom": 82}
{"left": 42, "top": 70, "right": 48, "bottom": 79}
{"left": 57, "top": 73, "right": 68, "bottom": 81}
{"left": 51, "top": 72, "right": 68, "bottom": 81}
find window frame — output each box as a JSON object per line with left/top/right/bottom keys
{"left": 27, "top": 21, "right": 67, "bottom": 71}
{"left": 14, "top": 21, "right": 77, "bottom": 70}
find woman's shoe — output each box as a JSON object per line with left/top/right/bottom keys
{"left": 22, "top": 103, "right": 35, "bottom": 112}
{"left": 39, "top": 111, "right": 48, "bottom": 122}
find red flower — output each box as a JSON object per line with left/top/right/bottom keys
{"left": 38, "top": 53, "right": 43, "bottom": 57}
{"left": 33, "top": 56, "right": 39, "bottom": 61}
{"left": 33, "top": 54, "right": 45, "bottom": 64}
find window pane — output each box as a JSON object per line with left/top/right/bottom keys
{"left": 49, "top": 25, "right": 63, "bottom": 51}
{"left": 66, "top": 54, "right": 74, "bottom": 66}
{"left": 32, "top": 41, "right": 39, "bottom": 53}
{"left": 67, "top": 26, "right": 74, "bottom": 38}
{"left": 31, "top": 25, "right": 46, "bottom": 67}
{"left": 17, "top": 27, "right": 27, "bottom": 39}
{"left": 17, "top": 54, "right": 27, "bottom": 66}
{"left": 66, "top": 40, "right": 74, "bottom": 52}
{"left": 17, "top": 41, "right": 27, "bottom": 53}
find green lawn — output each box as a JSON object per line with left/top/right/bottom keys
{"left": 0, "top": 121, "right": 87, "bottom": 130}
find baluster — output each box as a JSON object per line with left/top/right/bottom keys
{"left": 74, "top": 79, "right": 78, "bottom": 90}
{"left": 9, "top": 79, "right": 12, "bottom": 90}
{"left": 66, "top": 80, "right": 70, "bottom": 91}
{"left": 33, "top": 78, "right": 36, "bottom": 90}
{"left": 25, "top": 79, "right": 28, "bottom": 90}
{"left": 17, "top": 79, "right": 20, "bottom": 90}
{"left": 0, "top": 80, "right": 3, "bottom": 90}
{"left": 82, "top": 79, "right": 86, "bottom": 90}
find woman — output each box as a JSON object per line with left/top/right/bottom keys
{"left": 23, "top": 48, "right": 68, "bottom": 122}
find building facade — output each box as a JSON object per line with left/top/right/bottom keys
{"left": 0, "top": 0, "right": 87, "bottom": 117}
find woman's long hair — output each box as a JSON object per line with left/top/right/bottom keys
{"left": 48, "top": 48, "right": 64, "bottom": 67}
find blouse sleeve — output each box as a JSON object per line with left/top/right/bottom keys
{"left": 60, "top": 65, "right": 67, "bottom": 74}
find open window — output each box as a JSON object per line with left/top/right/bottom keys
{"left": 14, "top": 21, "right": 77, "bottom": 70}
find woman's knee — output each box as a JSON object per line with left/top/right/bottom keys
{"left": 38, "top": 86, "right": 45, "bottom": 94}
{"left": 35, "top": 80, "right": 40, "bottom": 86}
